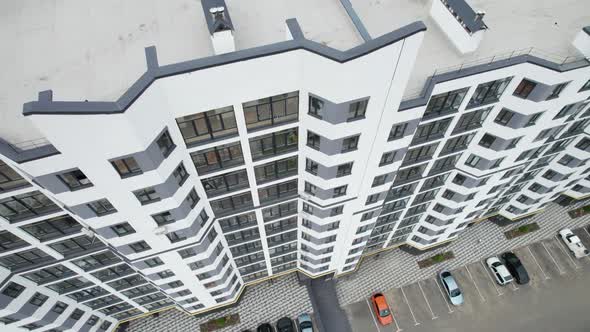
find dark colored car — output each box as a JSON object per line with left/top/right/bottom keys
{"left": 501, "top": 251, "right": 530, "bottom": 284}
{"left": 276, "top": 317, "right": 295, "bottom": 332}
{"left": 257, "top": 323, "right": 274, "bottom": 332}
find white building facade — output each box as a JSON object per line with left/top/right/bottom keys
{"left": 1, "top": 0, "right": 590, "bottom": 330}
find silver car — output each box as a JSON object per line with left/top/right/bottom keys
{"left": 297, "top": 313, "right": 313, "bottom": 332}
{"left": 439, "top": 270, "right": 463, "bottom": 306}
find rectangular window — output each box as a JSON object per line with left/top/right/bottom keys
{"left": 394, "top": 165, "right": 425, "bottom": 184}
{"left": 202, "top": 169, "right": 249, "bottom": 197}
{"left": 87, "top": 198, "right": 116, "bottom": 216}
{"left": 513, "top": 79, "right": 537, "bottom": 99}
{"left": 308, "top": 96, "right": 324, "bottom": 118}
{"left": 341, "top": 135, "right": 360, "bottom": 153}
{"left": 304, "top": 182, "right": 317, "bottom": 196}
{"left": 49, "top": 235, "right": 103, "bottom": 256}
{"left": 452, "top": 107, "right": 492, "bottom": 134}
{"left": 52, "top": 302, "right": 68, "bottom": 313}
{"left": 190, "top": 142, "right": 244, "bottom": 175}
{"left": 347, "top": 99, "right": 368, "bottom": 121}
{"left": 478, "top": 134, "right": 496, "bottom": 148}
{"left": 430, "top": 155, "right": 459, "bottom": 174}
{"left": 333, "top": 185, "right": 347, "bottom": 198}
{"left": 465, "top": 154, "right": 481, "bottom": 168}
{"left": 29, "top": 292, "right": 49, "bottom": 306}
{"left": 388, "top": 123, "right": 408, "bottom": 141}
{"left": 372, "top": 174, "right": 387, "bottom": 187}
{"left": 243, "top": 92, "right": 299, "bottom": 131}
{"left": 494, "top": 108, "right": 514, "bottom": 126}
{"left": 440, "top": 133, "right": 474, "bottom": 155}
{"left": 507, "top": 137, "right": 521, "bottom": 149}
{"left": 57, "top": 169, "right": 92, "bottom": 190}
{"left": 0, "top": 161, "right": 28, "bottom": 192}
{"left": 254, "top": 156, "right": 297, "bottom": 184}
{"left": 423, "top": 87, "right": 468, "bottom": 119}
{"left": 176, "top": 106, "right": 238, "bottom": 146}
{"left": 305, "top": 159, "right": 319, "bottom": 175}
{"left": 20, "top": 215, "right": 80, "bottom": 242}
{"left": 411, "top": 119, "right": 451, "bottom": 145}
{"left": 250, "top": 128, "right": 298, "bottom": 161}
{"left": 379, "top": 151, "right": 397, "bottom": 166}
{"left": 111, "top": 157, "right": 142, "bottom": 178}
{"left": 403, "top": 142, "right": 438, "bottom": 165}
{"left": 129, "top": 241, "right": 151, "bottom": 253}
{"left": 152, "top": 211, "right": 175, "bottom": 226}
{"left": 546, "top": 82, "right": 569, "bottom": 100}
{"left": 133, "top": 187, "right": 160, "bottom": 205}
{"left": 330, "top": 206, "right": 343, "bottom": 216}
{"left": 173, "top": 163, "right": 189, "bottom": 186}
{"left": 336, "top": 162, "right": 353, "bottom": 177}
{"left": 467, "top": 77, "right": 513, "bottom": 108}
{"left": 2, "top": 282, "right": 25, "bottom": 298}
{"left": 156, "top": 130, "right": 175, "bottom": 157}
{"left": 525, "top": 112, "right": 543, "bottom": 127}
{"left": 0, "top": 231, "right": 26, "bottom": 252}
{"left": 579, "top": 79, "right": 590, "bottom": 92}
{"left": 186, "top": 188, "right": 200, "bottom": 208}
{"left": 0, "top": 191, "right": 59, "bottom": 222}
{"left": 166, "top": 231, "right": 186, "bottom": 243}
{"left": 210, "top": 192, "right": 253, "bottom": 215}
{"left": 111, "top": 222, "right": 135, "bottom": 237}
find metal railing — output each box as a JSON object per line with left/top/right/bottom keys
{"left": 402, "top": 47, "right": 589, "bottom": 101}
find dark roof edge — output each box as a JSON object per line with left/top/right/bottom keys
{"left": 0, "top": 138, "right": 61, "bottom": 164}
{"left": 23, "top": 19, "right": 426, "bottom": 116}
{"left": 399, "top": 54, "right": 590, "bottom": 111}
{"left": 583, "top": 26, "right": 590, "bottom": 36}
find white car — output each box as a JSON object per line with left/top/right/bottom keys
{"left": 559, "top": 228, "right": 590, "bottom": 258}
{"left": 439, "top": 270, "right": 463, "bottom": 306}
{"left": 486, "top": 257, "right": 513, "bottom": 285}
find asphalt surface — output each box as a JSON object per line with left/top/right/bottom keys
{"left": 344, "top": 225, "right": 590, "bottom": 332}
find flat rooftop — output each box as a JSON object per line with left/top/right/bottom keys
{"left": 1, "top": 0, "right": 588, "bottom": 145}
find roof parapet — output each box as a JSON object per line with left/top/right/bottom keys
{"left": 573, "top": 26, "right": 590, "bottom": 58}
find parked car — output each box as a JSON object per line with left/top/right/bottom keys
{"left": 257, "top": 323, "right": 274, "bottom": 332}
{"left": 486, "top": 256, "right": 514, "bottom": 285}
{"left": 501, "top": 251, "right": 530, "bottom": 284}
{"left": 297, "top": 313, "right": 313, "bottom": 332}
{"left": 439, "top": 270, "right": 463, "bottom": 305}
{"left": 276, "top": 317, "right": 295, "bottom": 332}
{"left": 370, "top": 293, "right": 393, "bottom": 325}
{"left": 559, "top": 228, "right": 590, "bottom": 258}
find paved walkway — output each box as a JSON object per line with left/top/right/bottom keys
{"left": 308, "top": 278, "right": 352, "bottom": 332}
{"left": 127, "top": 273, "right": 312, "bottom": 332}
{"left": 335, "top": 199, "right": 590, "bottom": 306}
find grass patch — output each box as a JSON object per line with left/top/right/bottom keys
{"left": 200, "top": 314, "right": 240, "bottom": 332}
{"left": 417, "top": 251, "right": 455, "bottom": 269}
{"left": 504, "top": 222, "right": 540, "bottom": 239}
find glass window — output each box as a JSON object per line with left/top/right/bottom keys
{"left": 0, "top": 248, "right": 54, "bottom": 271}
{"left": 0, "top": 191, "right": 59, "bottom": 222}
{"left": 306, "top": 131, "right": 320, "bottom": 150}
{"left": 403, "top": 142, "right": 438, "bottom": 165}
{"left": 336, "top": 162, "right": 353, "bottom": 177}
{"left": 579, "top": 79, "right": 590, "bottom": 92}
{"left": 424, "top": 87, "right": 468, "bottom": 119}
{"left": 465, "top": 154, "right": 482, "bottom": 168}
{"left": 173, "top": 163, "right": 189, "bottom": 186}
{"left": 411, "top": 119, "right": 451, "bottom": 145}
{"left": 133, "top": 187, "right": 160, "bottom": 205}
{"left": 71, "top": 252, "right": 121, "bottom": 271}
{"left": 156, "top": 130, "right": 175, "bottom": 157}
{"left": 87, "top": 198, "right": 116, "bottom": 216}
{"left": 190, "top": 142, "right": 244, "bottom": 175}
{"left": 210, "top": 192, "right": 253, "bottom": 215}
{"left": 51, "top": 301, "right": 68, "bottom": 313}
{"left": 308, "top": 96, "right": 324, "bottom": 118}
{"left": 202, "top": 169, "right": 249, "bottom": 197}
{"left": 1, "top": 282, "right": 25, "bottom": 298}
{"left": 546, "top": 82, "right": 569, "bottom": 100}
{"left": 22, "top": 264, "right": 75, "bottom": 284}
{"left": 341, "top": 136, "right": 359, "bottom": 153}
{"left": 129, "top": 241, "right": 151, "bottom": 253}
{"left": 111, "top": 157, "right": 142, "bottom": 178}
{"left": 166, "top": 231, "right": 186, "bottom": 243}
{"left": 388, "top": 123, "right": 408, "bottom": 141}
{"left": 243, "top": 92, "right": 299, "bottom": 130}
{"left": 305, "top": 159, "right": 319, "bottom": 175}
{"left": 452, "top": 107, "right": 492, "bottom": 134}
{"left": 49, "top": 235, "right": 104, "bottom": 256}
{"left": 379, "top": 151, "right": 397, "bottom": 166}
{"left": 28, "top": 292, "right": 49, "bottom": 306}
{"left": 513, "top": 79, "right": 537, "bottom": 99}
{"left": 0, "top": 160, "right": 28, "bottom": 192}
{"left": 467, "top": 77, "right": 513, "bottom": 108}
{"left": 525, "top": 112, "right": 543, "bottom": 127}
{"left": 254, "top": 156, "right": 297, "bottom": 184}
{"left": 250, "top": 128, "right": 298, "bottom": 160}
{"left": 347, "top": 99, "right": 368, "bottom": 121}
{"left": 175, "top": 106, "right": 238, "bottom": 146}
{"left": 0, "top": 231, "right": 26, "bottom": 252}
{"left": 152, "top": 211, "right": 175, "bottom": 226}
{"left": 57, "top": 169, "right": 92, "bottom": 190}
{"left": 111, "top": 222, "right": 135, "bottom": 237}
{"left": 478, "top": 134, "right": 496, "bottom": 148}
{"left": 494, "top": 108, "right": 515, "bottom": 126}
{"left": 258, "top": 180, "right": 297, "bottom": 204}
{"left": 185, "top": 188, "right": 200, "bottom": 208}
{"left": 333, "top": 185, "right": 347, "bottom": 198}
{"left": 440, "top": 133, "right": 474, "bottom": 155}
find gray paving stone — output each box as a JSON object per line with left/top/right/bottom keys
{"left": 335, "top": 200, "right": 590, "bottom": 306}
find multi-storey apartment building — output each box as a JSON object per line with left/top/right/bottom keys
{"left": 1, "top": 0, "right": 589, "bottom": 330}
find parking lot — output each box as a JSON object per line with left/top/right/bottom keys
{"left": 344, "top": 225, "right": 590, "bottom": 332}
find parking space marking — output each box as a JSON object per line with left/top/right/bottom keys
{"left": 510, "top": 282, "right": 519, "bottom": 291}
{"left": 528, "top": 247, "right": 550, "bottom": 280}
{"left": 365, "top": 298, "right": 380, "bottom": 332}
{"left": 541, "top": 241, "right": 565, "bottom": 275}
{"left": 465, "top": 266, "right": 486, "bottom": 302}
{"left": 392, "top": 311, "right": 402, "bottom": 332}
{"left": 555, "top": 235, "right": 581, "bottom": 270}
{"left": 434, "top": 279, "right": 454, "bottom": 313}
{"left": 480, "top": 261, "right": 503, "bottom": 296}
{"left": 400, "top": 287, "right": 420, "bottom": 326}
{"left": 417, "top": 281, "right": 438, "bottom": 320}
{"left": 584, "top": 226, "right": 590, "bottom": 238}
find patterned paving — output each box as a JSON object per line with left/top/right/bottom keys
{"left": 127, "top": 273, "right": 313, "bottom": 332}
{"left": 335, "top": 199, "right": 590, "bottom": 306}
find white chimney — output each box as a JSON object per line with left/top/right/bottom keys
{"left": 209, "top": 6, "right": 235, "bottom": 54}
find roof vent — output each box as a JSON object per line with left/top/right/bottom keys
{"left": 203, "top": 1, "right": 235, "bottom": 54}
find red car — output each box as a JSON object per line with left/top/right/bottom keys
{"left": 371, "top": 293, "right": 393, "bottom": 325}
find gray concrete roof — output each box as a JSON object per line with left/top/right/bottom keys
{"left": 1, "top": 0, "right": 589, "bottom": 145}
